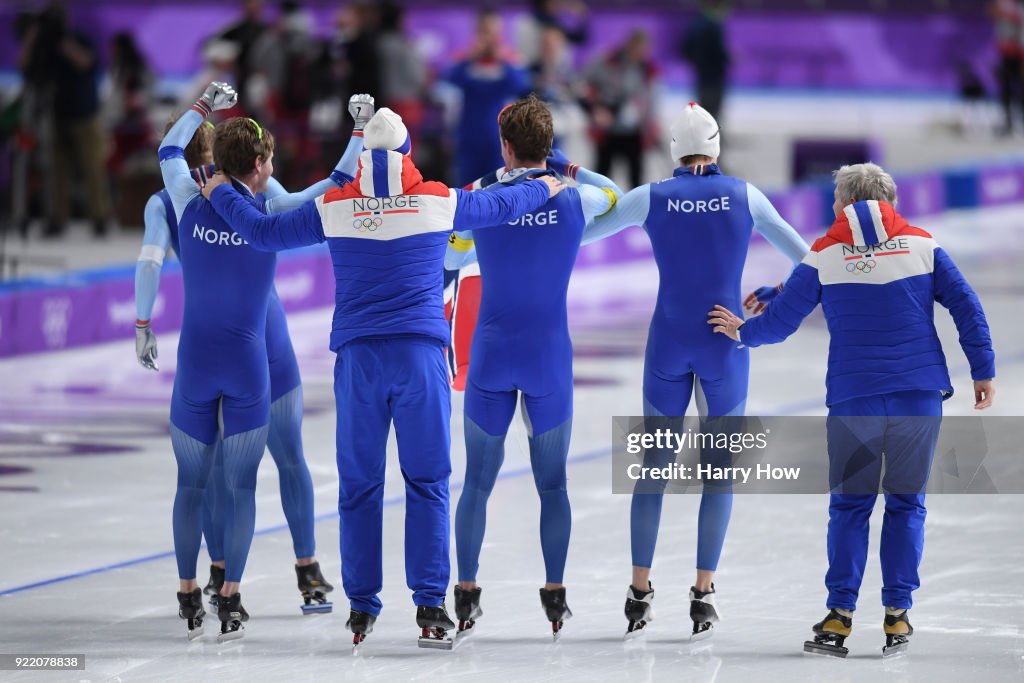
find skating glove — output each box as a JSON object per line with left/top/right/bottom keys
{"left": 349, "top": 94, "right": 375, "bottom": 132}
{"left": 136, "top": 321, "right": 159, "bottom": 371}
{"left": 194, "top": 81, "right": 238, "bottom": 117}
{"left": 546, "top": 147, "right": 579, "bottom": 181}
{"left": 743, "top": 283, "right": 783, "bottom": 315}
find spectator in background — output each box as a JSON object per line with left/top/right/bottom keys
{"left": 217, "top": 0, "right": 267, "bottom": 112}
{"left": 582, "top": 29, "right": 658, "bottom": 189}
{"left": 378, "top": 3, "right": 426, "bottom": 136}
{"left": 337, "top": 2, "right": 382, "bottom": 108}
{"left": 19, "top": 3, "right": 111, "bottom": 237}
{"left": 106, "top": 33, "right": 153, "bottom": 177}
{"left": 531, "top": 25, "right": 569, "bottom": 102}
{"left": 248, "top": 1, "right": 320, "bottom": 187}
{"left": 957, "top": 61, "right": 989, "bottom": 136}
{"left": 182, "top": 40, "right": 242, "bottom": 118}
{"left": 444, "top": 8, "right": 530, "bottom": 185}
{"left": 516, "top": 0, "right": 589, "bottom": 69}
{"left": 530, "top": 27, "right": 578, "bottom": 150}
{"left": 989, "top": 0, "right": 1024, "bottom": 135}
{"left": 681, "top": 0, "right": 731, "bottom": 122}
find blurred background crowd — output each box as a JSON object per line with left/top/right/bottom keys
{"left": 0, "top": 0, "right": 1012, "bottom": 258}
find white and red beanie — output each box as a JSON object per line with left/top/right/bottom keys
{"left": 669, "top": 102, "right": 720, "bottom": 161}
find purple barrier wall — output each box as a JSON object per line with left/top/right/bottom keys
{"left": 979, "top": 165, "right": 1024, "bottom": 206}
{"left": 895, "top": 173, "right": 948, "bottom": 218}
{"left": 0, "top": 248, "right": 337, "bottom": 358}
{"left": 0, "top": 295, "right": 16, "bottom": 358}
{"left": 0, "top": 5, "right": 994, "bottom": 93}
{"left": 765, "top": 186, "right": 825, "bottom": 238}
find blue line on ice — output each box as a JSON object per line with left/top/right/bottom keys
{"left": 0, "top": 446, "right": 611, "bottom": 597}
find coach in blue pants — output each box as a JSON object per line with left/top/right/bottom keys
{"left": 201, "top": 107, "right": 565, "bottom": 641}
{"left": 710, "top": 162, "right": 995, "bottom": 653}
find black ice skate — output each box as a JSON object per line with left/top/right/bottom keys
{"left": 177, "top": 588, "right": 206, "bottom": 641}
{"left": 882, "top": 608, "right": 913, "bottom": 658}
{"left": 203, "top": 564, "right": 224, "bottom": 612}
{"left": 539, "top": 587, "right": 573, "bottom": 639}
{"left": 216, "top": 592, "right": 249, "bottom": 643}
{"left": 346, "top": 610, "right": 376, "bottom": 650}
{"left": 453, "top": 585, "right": 483, "bottom": 638}
{"left": 416, "top": 604, "right": 455, "bottom": 650}
{"left": 689, "top": 585, "right": 720, "bottom": 641}
{"left": 624, "top": 583, "right": 655, "bottom": 639}
{"left": 804, "top": 608, "right": 853, "bottom": 658}
{"left": 295, "top": 561, "right": 334, "bottom": 615}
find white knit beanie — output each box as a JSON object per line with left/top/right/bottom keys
{"left": 669, "top": 102, "right": 720, "bottom": 161}
{"left": 363, "top": 107, "right": 411, "bottom": 155}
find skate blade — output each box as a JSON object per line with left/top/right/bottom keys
{"left": 455, "top": 626, "right": 476, "bottom": 645}
{"left": 217, "top": 628, "right": 245, "bottom": 644}
{"left": 624, "top": 625, "right": 648, "bottom": 641}
{"left": 301, "top": 601, "right": 333, "bottom": 615}
{"left": 418, "top": 635, "right": 454, "bottom": 650}
{"left": 689, "top": 624, "right": 715, "bottom": 642}
{"left": 351, "top": 632, "right": 369, "bottom": 654}
{"left": 186, "top": 626, "right": 204, "bottom": 641}
{"left": 803, "top": 640, "right": 848, "bottom": 658}
{"left": 882, "top": 642, "right": 908, "bottom": 658}
{"left": 551, "top": 618, "right": 569, "bottom": 641}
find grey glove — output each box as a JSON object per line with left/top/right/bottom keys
{"left": 136, "top": 323, "right": 159, "bottom": 371}
{"left": 348, "top": 94, "right": 375, "bottom": 132}
{"left": 198, "top": 81, "right": 238, "bottom": 113}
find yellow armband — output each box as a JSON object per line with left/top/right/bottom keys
{"left": 448, "top": 232, "right": 474, "bottom": 252}
{"left": 597, "top": 187, "right": 618, "bottom": 217}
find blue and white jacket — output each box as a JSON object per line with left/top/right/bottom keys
{"left": 739, "top": 200, "right": 996, "bottom": 405}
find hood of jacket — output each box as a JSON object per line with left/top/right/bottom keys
{"left": 354, "top": 149, "right": 424, "bottom": 198}
{"left": 825, "top": 199, "right": 913, "bottom": 247}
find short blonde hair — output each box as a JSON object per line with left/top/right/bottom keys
{"left": 834, "top": 163, "right": 897, "bottom": 206}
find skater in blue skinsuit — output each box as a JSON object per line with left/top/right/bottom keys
{"left": 443, "top": 96, "right": 621, "bottom": 637}
{"left": 138, "top": 96, "right": 373, "bottom": 622}
{"left": 159, "top": 82, "right": 364, "bottom": 640}
{"left": 584, "top": 103, "right": 810, "bottom": 639}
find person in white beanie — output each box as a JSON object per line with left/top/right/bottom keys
{"left": 199, "top": 105, "right": 566, "bottom": 649}
{"left": 362, "top": 106, "right": 412, "bottom": 154}
{"left": 581, "top": 102, "right": 810, "bottom": 640}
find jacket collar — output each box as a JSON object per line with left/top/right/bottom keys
{"left": 673, "top": 163, "right": 721, "bottom": 178}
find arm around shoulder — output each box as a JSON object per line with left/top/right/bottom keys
{"left": 452, "top": 178, "right": 555, "bottom": 231}
{"left": 209, "top": 185, "right": 325, "bottom": 251}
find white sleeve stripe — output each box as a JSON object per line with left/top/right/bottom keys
{"left": 138, "top": 244, "right": 166, "bottom": 265}
{"left": 844, "top": 204, "right": 865, "bottom": 246}
{"left": 867, "top": 200, "right": 888, "bottom": 242}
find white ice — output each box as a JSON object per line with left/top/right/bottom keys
{"left": 0, "top": 204, "right": 1022, "bottom": 682}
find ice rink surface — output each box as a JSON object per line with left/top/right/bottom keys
{"left": 1, "top": 203, "right": 1023, "bottom": 682}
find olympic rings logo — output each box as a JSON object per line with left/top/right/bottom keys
{"left": 352, "top": 217, "right": 383, "bottom": 232}
{"left": 845, "top": 259, "right": 877, "bottom": 274}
